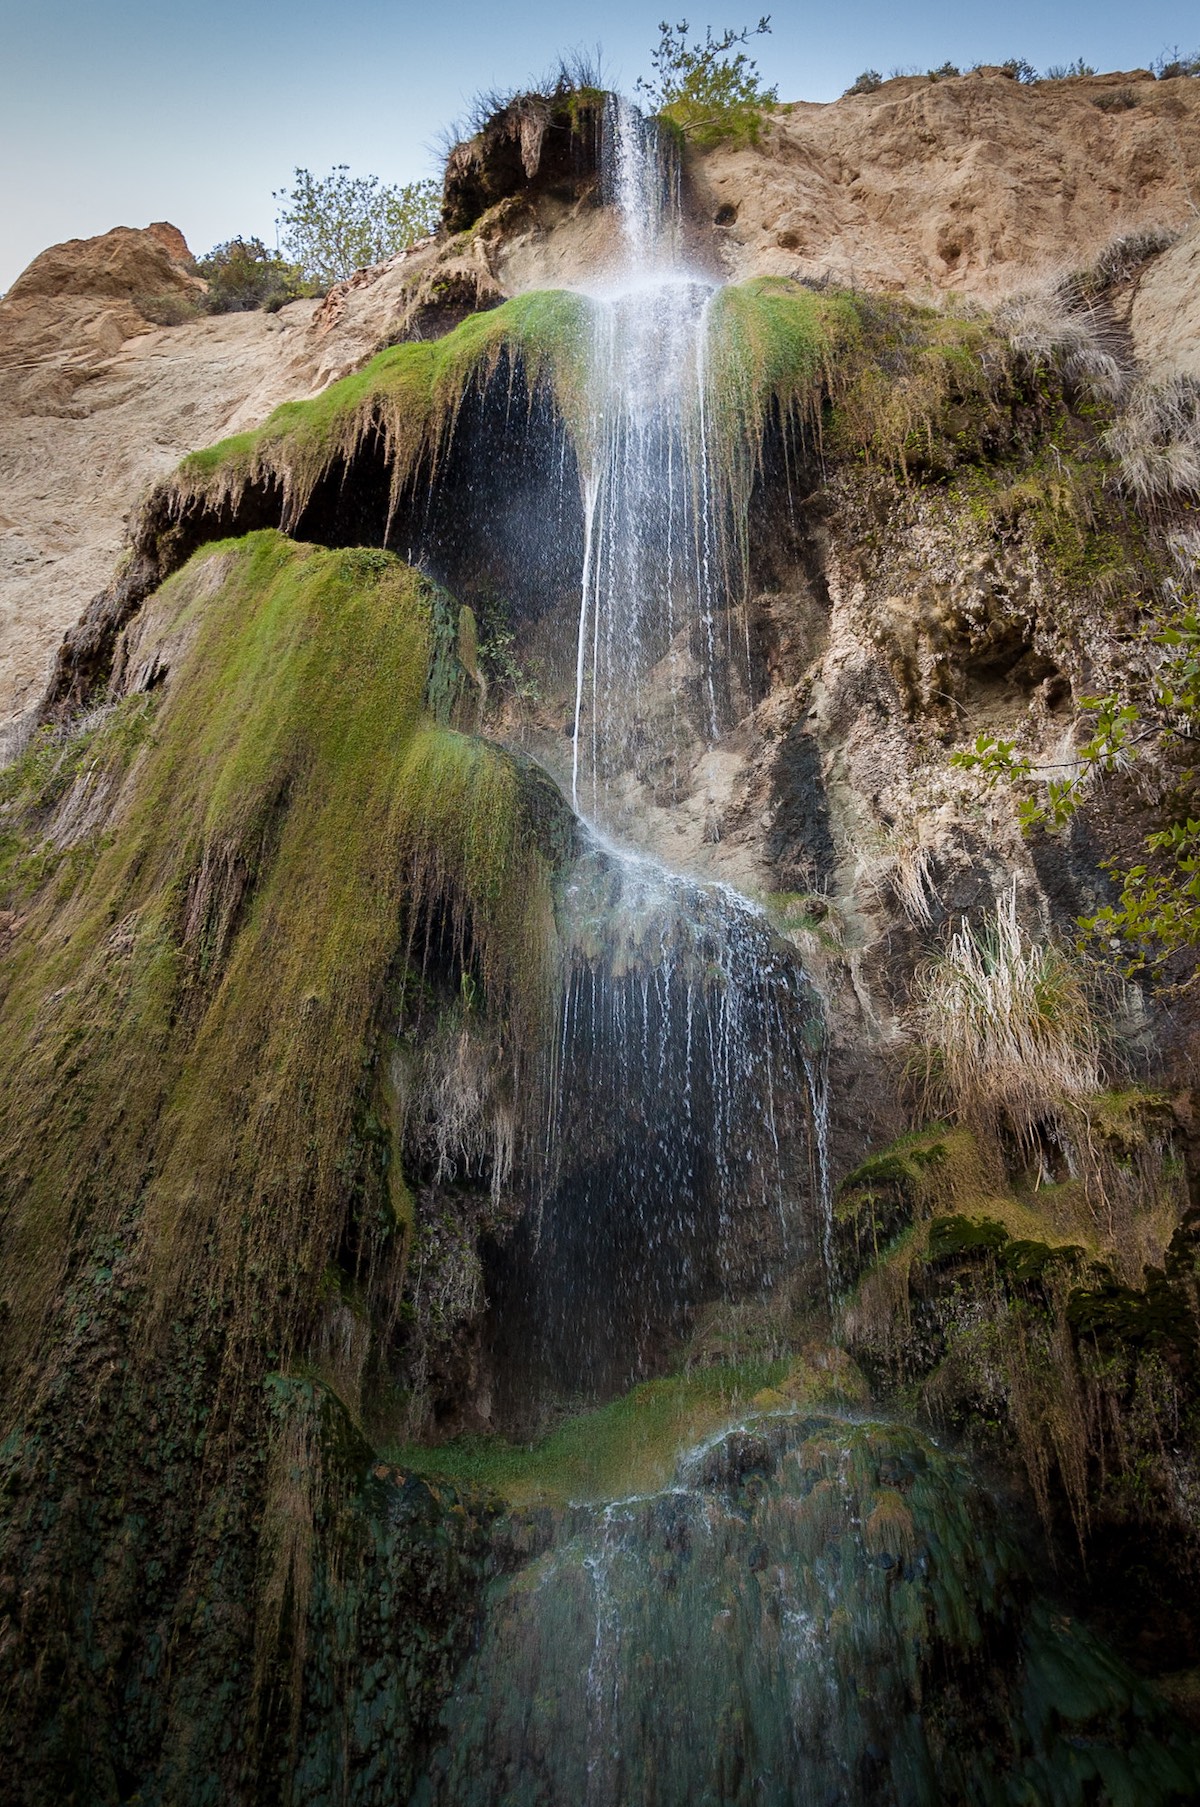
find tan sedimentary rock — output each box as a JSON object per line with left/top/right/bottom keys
{"left": 0, "top": 226, "right": 454, "bottom": 736}
{"left": 3, "top": 68, "right": 1200, "bottom": 737}
{"left": 692, "top": 69, "right": 1200, "bottom": 297}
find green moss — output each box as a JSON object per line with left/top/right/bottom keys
{"left": 387, "top": 1361, "right": 790, "bottom": 1505}
{"left": 173, "top": 290, "right": 593, "bottom": 528}
{"left": 0, "top": 697, "right": 157, "bottom": 905}
{"left": 949, "top": 447, "right": 1164, "bottom": 595}
{"left": 0, "top": 531, "right": 562, "bottom": 1401}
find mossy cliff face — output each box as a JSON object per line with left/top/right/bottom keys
{"left": 4, "top": 228, "right": 1200, "bottom": 1796}
{"left": 834, "top": 1109, "right": 1200, "bottom": 1683}
{"left": 420, "top": 1415, "right": 1200, "bottom": 1805}
{"left": 0, "top": 531, "right": 571, "bottom": 1799}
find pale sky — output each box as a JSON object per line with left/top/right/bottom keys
{"left": 2, "top": 0, "right": 1198, "bottom": 291}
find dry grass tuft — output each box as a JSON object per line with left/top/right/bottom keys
{"left": 913, "top": 883, "right": 1102, "bottom": 1149}
{"left": 993, "top": 282, "right": 1125, "bottom": 400}
{"left": 1104, "top": 374, "right": 1200, "bottom": 503}
{"left": 1083, "top": 224, "right": 1178, "bottom": 292}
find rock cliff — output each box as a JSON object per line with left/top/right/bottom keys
{"left": 2, "top": 67, "right": 1200, "bottom": 1803}
{"left": 4, "top": 67, "right": 1199, "bottom": 743}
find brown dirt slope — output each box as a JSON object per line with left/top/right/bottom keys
{"left": 694, "top": 68, "right": 1200, "bottom": 294}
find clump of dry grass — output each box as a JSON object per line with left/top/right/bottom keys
{"left": 1104, "top": 373, "right": 1200, "bottom": 503}
{"left": 392, "top": 1011, "right": 516, "bottom": 1204}
{"left": 993, "top": 282, "right": 1125, "bottom": 400}
{"left": 914, "top": 883, "right": 1102, "bottom": 1148}
{"left": 1083, "top": 224, "right": 1178, "bottom": 292}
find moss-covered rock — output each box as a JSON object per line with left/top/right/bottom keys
{"left": 0, "top": 530, "right": 577, "bottom": 1800}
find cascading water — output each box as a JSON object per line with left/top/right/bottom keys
{"left": 411, "top": 94, "right": 1200, "bottom": 1807}
{"left": 571, "top": 98, "right": 737, "bottom": 818}
{"left": 486, "top": 831, "right": 829, "bottom": 1414}
{"left": 480, "top": 95, "right": 832, "bottom": 1418}
{"left": 419, "top": 1418, "right": 1195, "bottom": 1805}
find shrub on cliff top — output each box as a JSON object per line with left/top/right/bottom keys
{"left": 637, "top": 17, "right": 778, "bottom": 146}
{"left": 193, "top": 236, "right": 317, "bottom": 313}
{"left": 275, "top": 166, "right": 441, "bottom": 286}
{"left": 1154, "top": 47, "right": 1200, "bottom": 79}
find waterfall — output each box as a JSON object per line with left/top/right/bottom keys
{"left": 411, "top": 96, "right": 1200, "bottom": 1807}
{"left": 570, "top": 100, "right": 734, "bottom": 817}
{"left": 479, "top": 96, "right": 833, "bottom": 1418}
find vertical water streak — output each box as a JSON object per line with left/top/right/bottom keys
{"left": 497, "top": 96, "right": 837, "bottom": 1411}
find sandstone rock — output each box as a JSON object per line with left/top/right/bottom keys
{"left": 1130, "top": 218, "right": 1200, "bottom": 379}
{"left": 5, "top": 68, "right": 1200, "bottom": 744}
{"left": 0, "top": 224, "right": 450, "bottom": 741}
{"left": 690, "top": 69, "right": 1200, "bottom": 296}
{"left": 3, "top": 221, "right": 202, "bottom": 306}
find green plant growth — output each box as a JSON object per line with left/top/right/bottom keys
{"left": 1155, "top": 47, "right": 1200, "bottom": 78}
{"left": 0, "top": 532, "right": 561, "bottom": 1410}
{"left": 1044, "top": 59, "right": 1098, "bottom": 79}
{"left": 637, "top": 16, "right": 778, "bottom": 145}
{"left": 193, "top": 236, "right": 318, "bottom": 313}
{"left": 948, "top": 442, "right": 1156, "bottom": 594}
{"left": 389, "top": 1361, "right": 791, "bottom": 1505}
{"left": 171, "top": 288, "right": 593, "bottom": 532}
{"left": 275, "top": 166, "right": 441, "bottom": 285}
{"left": 841, "top": 1089, "right": 1196, "bottom": 1556}
{"left": 836, "top": 1131, "right": 949, "bottom": 1271}
{"left": 954, "top": 609, "right": 1200, "bottom": 984}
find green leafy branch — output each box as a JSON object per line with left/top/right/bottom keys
{"left": 274, "top": 167, "right": 441, "bottom": 287}
{"left": 951, "top": 609, "right": 1200, "bottom": 982}
{"left": 637, "top": 17, "right": 778, "bottom": 146}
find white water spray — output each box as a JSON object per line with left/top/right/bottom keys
{"left": 569, "top": 98, "right": 728, "bottom": 817}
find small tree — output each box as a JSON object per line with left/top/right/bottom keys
{"left": 637, "top": 17, "right": 778, "bottom": 146}
{"left": 193, "top": 237, "right": 314, "bottom": 313}
{"left": 274, "top": 168, "right": 441, "bottom": 286}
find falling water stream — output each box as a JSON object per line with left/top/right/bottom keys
{"left": 482, "top": 95, "right": 830, "bottom": 1414}
{"left": 571, "top": 98, "right": 727, "bottom": 812}
{"left": 414, "top": 97, "right": 1196, "bottom": 1805}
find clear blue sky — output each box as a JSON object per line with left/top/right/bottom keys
{"left": 3, "top": 0, "right": 1198, "bottom": 290}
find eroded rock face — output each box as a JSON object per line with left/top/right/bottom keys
{"left": 5, "top": 70, "right": 1200, "bottom": 744}
{"left": 692, "top": 69, "right": 1200, "bottom": 295}
{"left": 0, "top": 225, "right": 505, "bottom": 742}
{"left": 1131, "top": 222, "right": 1200, "bottom": 378}
{"left": 3, "top": 221, "right": 201, "bottom": 307}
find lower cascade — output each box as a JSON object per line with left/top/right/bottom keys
{"left": 2, "top": 68, "right": 1200, "bottom": 1807}
{"left": 417, "top": 1416, "right": 1193, "bottom": 1806}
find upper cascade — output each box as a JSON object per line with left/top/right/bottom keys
{"left": 569, "top": 97, "right": 735, "bottom": 823}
